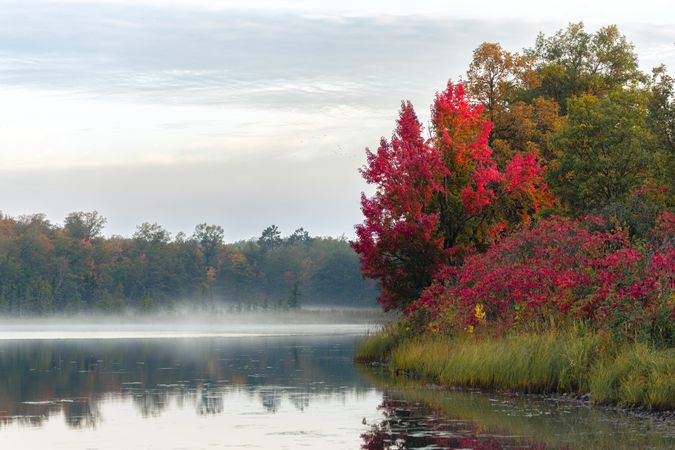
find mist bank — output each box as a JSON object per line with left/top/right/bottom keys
{"left": 0, "top": 212, "right": 379, "bottom": 315}
{"left": 0, "top": 306, "right": 391, "bottom": 326}
{"left": 0, "top": 308, "right": 390, "bottom": 342}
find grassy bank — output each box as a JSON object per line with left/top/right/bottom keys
{"left": 356, "top": 328, "right": 675, "bottom": 410}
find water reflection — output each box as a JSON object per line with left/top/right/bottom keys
{"left": 0, "top": 335, "right": 371, "bottom": 429}
{"left": 1, "top": 334, "right": 673, "bottom": 449}
{"left": 359, "top": 368, "right": 675, "bottom": 450}
{"left": 361, "top": 395, "right": 556, "bottom": 449}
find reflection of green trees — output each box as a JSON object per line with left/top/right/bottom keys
{"left": 359, "top": 368, "right": 675, "bottom": 450}
{"left": 0, "top": 337, "right": 371, "bottom": 428}
{"left": 63, "top": 400, "right": 101, "bottom": 428}
{"left": 196, "top": 387, "right": 224, "bottom": 416}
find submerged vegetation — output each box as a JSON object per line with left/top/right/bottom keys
{"left": 353, "top": 22, "right": 674, "bottom": 411}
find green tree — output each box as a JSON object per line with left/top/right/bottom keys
{"left": 287, "top": 227, "right": 311, "bottom": 246}
{"left": 63, "top": 211, "right": 107, "bottom": 241}
{"left": 529, "top": 23, "right": 643, "bottom": 112}
{"left": 647, "top": 65, "right": 675, "bottom": 202}
{"left": 258, "top": 225, "right": 282, "bottom": 252}
{"left": 133, "top": 222, "right": 171, "bottom": 244}
{"left": 550, "top": 88, "right": 654, "bottom": 213}
{"left": 193, "top": 223, "right": 225, "bottom": 268}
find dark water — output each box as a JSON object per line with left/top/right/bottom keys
{"left": 0, "top": 326, "right": 672, "bottom": 449}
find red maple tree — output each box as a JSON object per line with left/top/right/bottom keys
{"left": 352, "top": 82, "right": 552, "bottom": 311}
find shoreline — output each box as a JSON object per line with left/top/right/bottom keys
{"left": 362, "top": 360, "right": 675, "bottom": 422}
{"left": 355, "top": 329, "right": 675, "bottom": 413}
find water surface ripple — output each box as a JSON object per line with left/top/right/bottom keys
{"left": 0, "top": 325, "right": 671, "bottom": 449}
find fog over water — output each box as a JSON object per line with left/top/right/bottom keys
{"left": 0, "top": 310, "right": 384, "bottom": 340}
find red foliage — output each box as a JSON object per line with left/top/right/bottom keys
{"left": 655, "top": 211, "right": 675, "bottom": 241}
{"left": 418, "top": 216, "right": 674, "bottom": 337}
{"left": 352, "top": 102, "right": 448, "bottom": 311}
{"left": 352, "top": 82, "right": 552, "bottom": 311}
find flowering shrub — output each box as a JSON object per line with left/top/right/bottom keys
{"left": 417, "top": 214, "right": 674, "bottom": 343}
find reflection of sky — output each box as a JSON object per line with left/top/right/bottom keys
{"left": 0, "top": 331, "right": 381, "bottom": 448}
{"left": 0, "top": 1, "right": 673, "bottom": 239}
{"left": 0, "top": 390, "right": 383, "bottom": 450}
{"left": 0, "top": 332, "right": 375, "bottom": 424}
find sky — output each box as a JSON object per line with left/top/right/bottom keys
{"left": 1, "top": 0, "right": 674, "bottom": 241}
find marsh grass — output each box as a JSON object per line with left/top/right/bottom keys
{"left": 354, "top": 322, "right": 404, "bottom": 362}
{"left": 590, "top": 344, "right": 675, "bottom": 409}
{"left": 359, "top": 330, "right": 675, "bottom": 410}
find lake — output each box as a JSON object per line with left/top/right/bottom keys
{"left": 0, "top": 323, "right": 672, "bottom": 449}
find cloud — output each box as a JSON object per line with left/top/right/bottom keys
{"left": 0, "top": 2, "right": 673, "bottom": 237}
{"left": 42, "top": 1, "right": 675, "bottom": 24}
{"left": 1, "top": 5, "right": 671, "bottom": 109}
{"left": 0, "top": 4, "right": 544, "bottom": 106}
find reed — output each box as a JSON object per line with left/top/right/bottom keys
{"left": 354, "top": 322, "right": 405, "bottom": 362}
{"left": 358, "top": 330, "right": 675, "bottom": 410}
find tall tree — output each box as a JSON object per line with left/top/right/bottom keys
{"left": 467, "top": 42, "right": 562, "bottom": 167}
{"left": 466, "top": 42, "right": 537, "bottom": 124}
{"left": 258, "top": 225, "right": 282, "bottom": 252}
{"left": 64, "top": 211, "right": 107, "bottom": 241}
{"left": 193, "top": 223, "right": 225, "bottom": 268}
{"left": 353, "top": 101, "right": 448, "bottom": 311}
{"left": 529, "top": 22, "right": 643, "bottom": 112}
{"left": 133, "top": 223, "right": 171, "bottom": 244}
{"left": 550, "top": 88, "right": 654, "bottom": 212}
{"left": 647, "top": 65, "right": 675, "bottom": 202}
{"left": 353, "top": 83, "right": 551, "bottom": 311}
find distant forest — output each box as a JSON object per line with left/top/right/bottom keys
{"left": 0, "top": 212, "right": 379, "bottom": 314}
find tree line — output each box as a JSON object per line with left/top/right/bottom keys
{"left": 0, "top": 212, "right": 378, "bottom": 314}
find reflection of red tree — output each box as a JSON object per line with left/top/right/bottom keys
{"left": 361, "top": 394, "right": 557, "bottom": 450}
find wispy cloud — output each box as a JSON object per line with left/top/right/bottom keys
{"left": 0, "top": 1, "right": 673, "bottom": 238}
{"left": 0, "top": 4, "right": 543, "bottom": 107}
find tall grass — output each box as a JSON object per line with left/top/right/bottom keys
{"left": 358, "top": 330, "right": 675, "bottom": 410}
{"left": 590, "top": 344, "right": 675, "bottom": 409}
{"left": 354, "top": 322, "right": 404, "bottom": 362}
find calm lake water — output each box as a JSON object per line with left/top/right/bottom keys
{"left": 0, "top": 323, "right": 672, "bottom": 449}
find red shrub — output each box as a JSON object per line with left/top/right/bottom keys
{"left": 417, "top": 216, "right": 674, "bottom": 338}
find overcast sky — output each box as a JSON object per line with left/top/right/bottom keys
{"left": 1, "top": 0, "right": 674, "bottom": 240}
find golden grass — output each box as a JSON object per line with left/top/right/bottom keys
{"left": 358, "top": 330, "right": 675, "bottom": 410}
{"left": 354, "top": 323, "right": 403, "bottom": 362}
